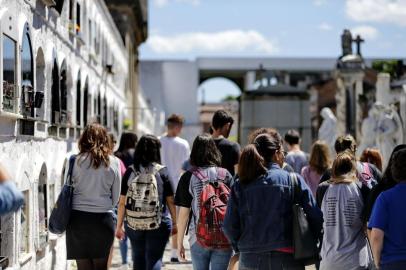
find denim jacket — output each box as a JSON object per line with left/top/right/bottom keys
{"left": 223, "top": 163, "right": 323, "bottom": 253}
{"left": 0, "top": 181, "right": 24, "bottom": 215}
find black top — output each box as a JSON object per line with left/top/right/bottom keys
{"left": 174, "top": 171, "right": 194, "bottom": 208}
{"left": 214, "top": 138, "right": 240, "bottom": 176}
{"left": 365, "top": 180, "right": 397, "bottom": 222}
{"left": 115, "top": 149, "right": 135, "bottom": 168}
{"left": 120, "top": 165, "right": 174, "bottom": 213}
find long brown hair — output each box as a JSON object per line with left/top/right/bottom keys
{"left": 309, "top": 140, "right": 331, "bottom": 174}
{"left": 78, "top": 123, "right": 111, "bottom": 168}
{"left": 238, "top": 132, "right": 282, "bottom": 184}
{"left": 360, "top": 148, "right": 383, "bottom": 171}
{"left": 238, "top": 144, "right": 267, "bottom": 184}
{"left": 331, "top": 151, "right": 357, "bottom": 184}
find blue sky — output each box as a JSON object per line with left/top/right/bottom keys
{"left": 140, "top": 0, "right": 406, "bottom": 101}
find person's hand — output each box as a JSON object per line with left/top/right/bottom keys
{"left": 178, "top": 244, "right": 186, "bottom": 262}
{"left": 115, "top": 226, "right": 125, "bottom": 240}
{"left": 0, "top": 163, "right": 10, "bottom": 183}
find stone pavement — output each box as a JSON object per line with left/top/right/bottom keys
{"left": 109, "top": 238, "right": 316, "bottom": 270}
{"left": 109, "top": 238, "right": 193, "bottom": 270}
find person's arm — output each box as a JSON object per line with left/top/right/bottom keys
{"left": 177, "top": 206, "right": 190, "bottom": 261}
{"left": 370, "top": 228, "right": 384, "bottom": 268}
{"left": 111, "top": 159, "right": 122, "bottom": 208}
{"left": 166, "top": 195, "right": 177, "bottom": 233}
{"left": 223, "top": 183, "right": 241, "bottom": 252}
{"left": 0, "top": 164, "right": 24, "bottom": 215}
{"left": 368, "top": 193, "right": 388, "bottom": 269}
{"left": 115, "top": 195, "right": 126, "bottom": 240}
{"left": 115, "top": 168, "right": 132, "bottom": 240}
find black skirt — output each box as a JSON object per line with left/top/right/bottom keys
{"left": 66, "top": 210, "right": 115, "bottom": 259}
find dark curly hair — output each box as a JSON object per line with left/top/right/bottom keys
{"left": 133, "top": 135, "right": 161, "bottom": 170}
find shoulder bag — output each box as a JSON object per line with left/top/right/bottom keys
{"left": 49, "top": 155, "right": 76, "bottom": 234}
{"left": 290, "top": 173, "right": 319, "bottom": 264}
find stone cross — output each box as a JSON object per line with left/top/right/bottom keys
{"left": 353, "top": 35, "right": 364, "bottom": 56}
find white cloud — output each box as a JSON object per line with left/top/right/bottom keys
{"left": 346, "top": 0, "right": 406, "bottom": 26}
{"left": 154, "top": 0, "right": 200, "bottom": 8}
{"left": 318, "top": 22, "right": 333, "bottom": 31}
{"left": 351, "top": 25, "right": 379, "bottom": 40}
{"left": 313, "top": 0, "right": 327, "bottom": 6}
{"left": 147, "top": 30, "right": 279, "bottom": 54}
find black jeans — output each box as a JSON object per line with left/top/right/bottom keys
{"left": 125, "top": 218, "right": 171, "bottom": 270}
{"left": 239, "top": 251, "right": 305, "bottom": 270}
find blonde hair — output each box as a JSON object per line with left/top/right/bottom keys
{"left": 331, "top": 150, "right": 357, "bottom": 184}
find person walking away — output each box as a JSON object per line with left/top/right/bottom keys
{"left": 224, "top": 132, "right": 323, "bottom": 270}
{"left": 66, "top": 124, "right": 122, "bottom": 270}
{"left": 301, "top": 141, "right": 331, "bottom": 197}
{"left": 319, "top": 135, "right": 381, "bottom": 186}
{"left": 211, "top": 110, "right": 240, "bottom": 176}
{"left": 364, "top": 144, "right": 406, "bottom": 223}
{"left": 318, "top": 151, "right": 371, "bottom": 270}
{"left": 115, "top": 132, "right": 138, "bottom": 168}
{"left": 175, "top": 135, "right": 233, "bottom": 270}
{"left": 114, "top": 132, "right": 138, "bottom": 266}
{"left": 0, "top": 163, "right": 24, "bottom": 215}
{"left": 360, "top": 148, "right": 383, "bottom": 172}
{"left": 248, "top": 128, "right": 296, "bottom": 173}
{"left": 284, "top": 129, "right": 309, "bottom": 174}
{"left": 317, "top": 135, "right": 381, "bottom": 225}
{"left": 159, "top": 114, "right": 190, "bottom": 262}
{"left": 369, "top": 148, "right": 406, "bottom": 270}
{"left": 115, "top": 135, "right": 177, "bottom": 270}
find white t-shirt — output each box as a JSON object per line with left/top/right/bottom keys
{"left": 159, "top": 136, "right": 190, "bottom": 191}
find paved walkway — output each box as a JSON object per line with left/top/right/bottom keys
{"left": 109, "top": 239, "right": 316, "bottom": 270}
{"left": 110, "top": 238, "right": 193, "bottom": 270}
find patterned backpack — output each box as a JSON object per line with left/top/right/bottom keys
{"left": 125, "top": 163, "right": 163, "bottom": 230}
{"left": 193, "top": 168, "right": 231, "bottom": 249}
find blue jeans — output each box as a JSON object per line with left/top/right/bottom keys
{"left": 239, "top": 252, "right": 304, "bottom": 270}
{"left": 125, "top": 219, "right": 171, "bottom": 270}
{"left": 190, "top": 242, "right": 232, "bottom": 270}
{"left": 119, "top": 234, "right": 129, "bottom": 264}
{"left": 381, "top": 260, "right": 406, "bottom": 270}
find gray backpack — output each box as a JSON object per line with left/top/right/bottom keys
{"left": 125, "top": 163, "right": 163, "bottom": 230}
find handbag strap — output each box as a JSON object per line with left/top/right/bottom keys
{"left": 290, "top": 172, "right": 299, "bottom": 204}
{"left": 67, "top": 155, "right": 76, "bottom": 186}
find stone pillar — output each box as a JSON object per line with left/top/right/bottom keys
{"left": 335, "top": 73, "right": 347, "bottom": 136}
{"left": 354, "top": 72, "right": 365, "bottom": 140}
{"left": 335, "top": 71, "right": 364, "bottom": 139}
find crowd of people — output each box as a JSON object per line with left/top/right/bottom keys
{"left": 1, "top": 109, "right": 406, "bottom": 270}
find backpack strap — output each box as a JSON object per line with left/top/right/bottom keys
{"left": 192, "top": 168, "right": 208, "bottom": 182}
{"left": 216, "top": 168, "right": 227, "bottom": 181}
{"left": 362, "top": 162, "right": 371, "bottom": 177}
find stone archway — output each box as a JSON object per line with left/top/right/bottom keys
{"left": 197, "top": 77, "right": 242, "bottom": 141}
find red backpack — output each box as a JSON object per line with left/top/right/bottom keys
{"left": 193, "top": 168, "right": 231, "bottom": 249}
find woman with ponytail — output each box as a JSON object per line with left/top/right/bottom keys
{"left": 66, "top": 123, "right": 122, "bottom": 270}
{"left": 223, "top": 131, "right": 323, "bottom": 270}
